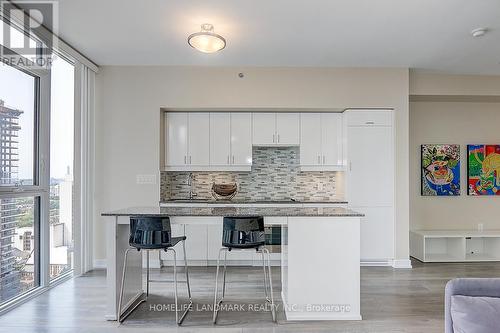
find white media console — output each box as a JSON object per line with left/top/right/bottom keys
{"left": 410, "top": 230, "right": 500, "bottom": 263}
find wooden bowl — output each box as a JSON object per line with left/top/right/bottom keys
{"left": 212, "top": 183, "right": 237, "bottom": 199}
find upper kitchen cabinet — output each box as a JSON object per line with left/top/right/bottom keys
{"left": 209, "top": 112, "right": 231, "bottom": 166}
{"left": 300, "top": 112, "right": 344, "bottom": 171}
{"left": 164, "top": 112, "right": 210, "bottom": 171}
{"left": 165, "top": 112, "right": 188, "bottom": 167}
{"left": 230, "top": 113, "right": 252, "bottom": 167}
{"left": 252, "top": 113, "right": 300, "bottom": 146}
{"left": 210, "top": 112, "right": 252, "bottom": 171}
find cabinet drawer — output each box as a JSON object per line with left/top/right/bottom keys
{"left": 345, "top": 110, "right": 392, "bottom": 126}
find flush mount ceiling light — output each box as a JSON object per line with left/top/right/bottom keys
{"left": 471, "top": 28, "right": 488, "bottom": 38}
{"left": 188, "top": 23, "right": 226, "bottom": 53}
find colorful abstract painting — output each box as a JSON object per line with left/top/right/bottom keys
{"left": 468, "top": 145, "right": 500, "bottom": 196}
{"left": 421, "top": 144, "right": 460, "bottom": 196}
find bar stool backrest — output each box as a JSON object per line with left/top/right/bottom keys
{"left": 222, "top": 216, "right": 265, "bottom": 248}
{"left": 129, "top": 217, "right": 172, "bottom": 249}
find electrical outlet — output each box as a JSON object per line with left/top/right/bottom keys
{"left": 136, "top": 174, "right": 156, "bottom": 185}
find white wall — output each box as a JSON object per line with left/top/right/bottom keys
{"left": 94, "top": 66, "right": 410, "bottom": 263}
{"left": 410, "top": 101, "right": 500, "bottom": 230}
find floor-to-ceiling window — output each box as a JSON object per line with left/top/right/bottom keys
{"left": 0, "top": 5, "right": 94, "bottom": 311}
{"left": 0, "top": 52, "right": 42, "bottom": 306}
{"left": 0, "top": 17, "right": 75, "bottom": 308}
{"left": 49, "top": 54, "right": 74, "bottom": 280}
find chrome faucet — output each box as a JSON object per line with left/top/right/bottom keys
{"left": 187, "top": 173, "right": 197, "bottom": 200}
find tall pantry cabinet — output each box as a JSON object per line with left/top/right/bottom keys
{"left": 344, "top": 110, "right": 395, "bottom": 263}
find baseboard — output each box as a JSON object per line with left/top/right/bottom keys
{"left": 391, "top": 259, "right": 413, "bottom": 269}
{"left": 360, "top": 260, "right": 392, "bottom": 267}
{"left": 93, "top": 259, "right": 106, "bottom": 269}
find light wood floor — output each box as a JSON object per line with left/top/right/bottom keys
{"left": 1, "top": 259, "right": 500, "bottom": 332}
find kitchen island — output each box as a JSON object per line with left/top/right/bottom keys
{"left": 102, "top": 206, "right": 363, "bottom": 321}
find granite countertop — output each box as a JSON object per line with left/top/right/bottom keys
{"left": 102, "top": 206, "right": 363, "bottom": 217}
{"left": 160, "top": 199, "right": 348, "bottom": 204}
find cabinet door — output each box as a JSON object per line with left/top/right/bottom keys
{"left": 166, "top": 112, "right": 188, "bottom": 166}
{"left": 352, "top": 206, "right": 394, "bottom": 261}
{"left": 210, "top": 113, "right": 231, "bottom": 166}
{"left": 184, "top": 225, "right": 208, "bottom": 262}
{"left": 300, "top": 113, "right": 322, "bottom": 166}
{"left": 252, "top": 113, "right": 276, "bottom": 145}
{"left": 276, "top": 113, "right": 300, "bottom": 145}
{"left": 347, "top": 126, "right": 393, "bottom": 207}
{"left": 188, "top": 113, "right": 210, "bottom": 166}
{"left": 207, "top": 224, "right": 223, "bottom": 261}
{"left": 231, "top": 113, "right": 252, "bottom": 166}
{"left": 322, "top": 113, "right": 343, "bottom": 165}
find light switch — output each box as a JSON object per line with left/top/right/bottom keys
{"left": 136, "top": 174, "right": 156, "bottom": 185}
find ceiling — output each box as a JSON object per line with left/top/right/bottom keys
{"left": 54, "top": 0, "right": 500, "bottom": 74}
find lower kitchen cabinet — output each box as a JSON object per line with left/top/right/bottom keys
{"left": 351, "top": 206, "right": 394, "bottom": 262}
{"left": 161, "top": 217, "right": 282, "bottom": 266}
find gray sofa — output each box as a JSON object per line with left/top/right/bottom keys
{"left": 445, "top": 278, "right": 500, "bottom": 333}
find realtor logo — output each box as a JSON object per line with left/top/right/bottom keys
{"left": 1, "top": 0, "right": 58, "bottom": 67}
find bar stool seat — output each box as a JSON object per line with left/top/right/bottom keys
{"left": 213, "top": 216, "right": 276, "bottom": 323}
{"left": 118, "top": 217, "right": 192, "bottom": 325}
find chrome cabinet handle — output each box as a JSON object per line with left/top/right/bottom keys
{"left": 232, "top": 156, "right": 235, "bottom": 164}
{"left": 365, "top": 121, "right": 375, "bottom": 125}
{"left": 189, "top": 156, "right": 192, "bottom": 164}
{"left": 277, "top": 134, "right": 280, "bottom": 143}
{"left": 273, "top": 134, "right": 275, "bottom": 143}
{"left": 317, "top": 155, "right": 321, "bottom": 164}
{"left": 227, "top": 155, "right": 230, "bottom": 164}
{"left": 184, "top": 156, "right": 187, "bottom": 164}
{"left": 323, "top": 156, "right": 326, "bottom": 164}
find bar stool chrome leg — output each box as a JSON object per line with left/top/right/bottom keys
{"left": 213, "top": 247, "right": 228, "bottom": 324}
{"left": 118, "top": 248, "right": 146, "bottom": 323}
{"left": 165, "top": 248, "right": 179, "bottom": 325}
{"left": 222, "top": 248, "right": 228, "bottom": 298}
{"left": 259, "top": 249, "right": 270, "bottom": 303}
{"left": 263, "top": 247, "right": 276, "bottom": 322}
{"left": 178, "top": 239, "right": 193, "bottom": 325}
{"left": 146, "top": 250, "right": 150, "bottom": 297}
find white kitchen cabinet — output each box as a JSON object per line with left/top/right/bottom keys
{"left": 252, "top": 112, "right": 299, "bottom": 146}
{"left": 345, "top": 109, "right": 394, "bottom": 263}
{"left": 165, "top": 112, "right": 209, "bottom": 170}
{"left": 188, "top": 113, "right": 210, "bottom": 166}
{"left": 299, "top": 113, "right": 322, "bottom": 165}
{"left": 165, "top": 112, "right": 188, "bottom": 167}
{"left": 346, "top": 125, "right": 393, "bottom": 207}
{"left": 252, "top": 113, "right": 276, "bottom": 145}
{"left": 322, "top": 113, "right": 343, "bottom": 166}
{"left": 351, "top": 206, "right": 394, "bottom": 261}
{"left": 300, "top": 113, "right": 343, "bottom": 170}
{"left": 230, "top": 113, "right": 252, "bottom": 166}
{"left": 162, "top": 224, "right": 209, "bottom": 264}
{"left": 210, "top": 112, "right": 252, "bottom": 170}
{"left": 276, "top": 113, "right": 300, "bottom": 145}
{"left": 210, "top": 113, "right": 231, "bottom": 166}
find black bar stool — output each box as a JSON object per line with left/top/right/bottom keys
{"left": 213, "top": 216, "right": 276, "bottom": 323}
{"left": 118, "top": 217, "right": 193, "bottom": 325}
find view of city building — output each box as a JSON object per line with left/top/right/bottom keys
{"left": 0, "top": 99, "right": 73, "bottom": 303}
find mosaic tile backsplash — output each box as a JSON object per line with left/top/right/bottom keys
{"left": 161, "top": 147, "right": 342, "bottom": 201}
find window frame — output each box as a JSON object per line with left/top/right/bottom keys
{"left": 0, "top": 29, "right": 52, "bottom": 309}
